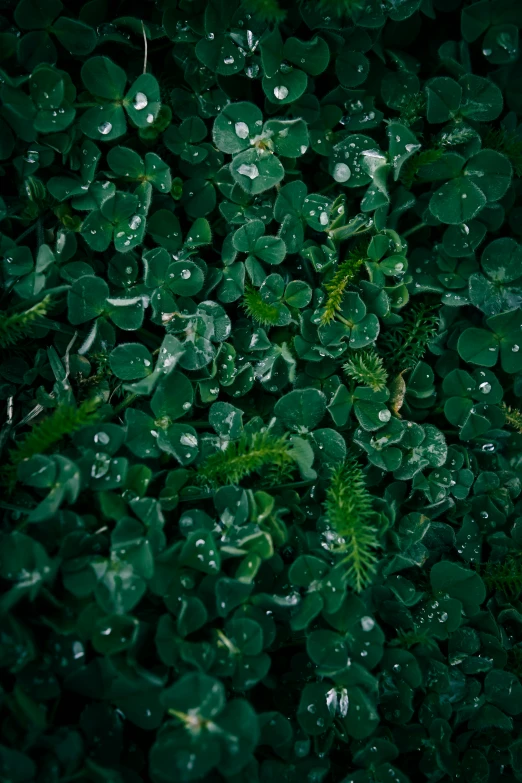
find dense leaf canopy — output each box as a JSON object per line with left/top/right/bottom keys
{"left": 1, "top": 0, "right": 522, "bottom": 782}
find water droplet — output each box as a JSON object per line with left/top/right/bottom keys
{"left": 181, "top": 268, "right": 191, "bottom": 279}
{"left": 361, "top": 616, "right": 375, "bottom": 632}
{"left": 479, "top": 381, "right": 491, "bottom": 394}
{"left": 98, "top": 121, "right": 112, "bottom": 135}
{"left": 180, "top": 433, "right": 197, "bottom": 448}
{"left": 319, "top": 211, "right": 328, "bottom": 226}
{"left": 146, "top": 113, "right": 154, "bottom": 124}
{"left": 235, "top": 121, "right": 249, "bottom": 139}
{"left": 224, "top": 55, "right": 235, "bottom": 65}
{"left": 129, "top": 215, "right": 141, "bottom": 230}
{"left": 237, "top": 163, "right": 259, "bottom": 179}
{"left": 133, "top": 92, "right": 148, "bottom": 110}
{"left": 512, "top": 344, "right": 520, "bottom": 352}
{"left": 273, "top": 85, "right": 289, "bottom": 100}
{"left": 333, "top": 162, "right": 351, "bottom": 182}
{"left": 378, "top": 409, "right": 391, "bottom": 423}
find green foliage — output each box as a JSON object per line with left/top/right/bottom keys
{"left": 323, "top": 458, "right": 380, "bottom": 592}
{"left": 320, "top": 249, "right": 366, "bottom": 325}
{"left": 479, "top": 556, "right": 522, "bottom": 597}
{"left": 198, "top": 431, "right": 295, "bottom": 487}
{"left": 343, "top": 349, "right": 388, "bottom": 392}
{"left": 1, "top": 0, "right": 522, "bottom": 781}
{"left": 242, "top": 285, "right": 281, "bottom": 326}
{"left": 381, "top": 303, "right": 440, "bottom": 372}
{"left": 0, "top": 296, "right": 51, "bottom": 348}
{"left": 6, "top": 398, "right": 101, "bottom": 478}
{"left": 483, "top": 127, "right": 522, "bottom": 176}
{"left": 301, "top": 0, "right": 365, "bottom": 16}
{"left": 502, "top": 403, "right": 522, "bottom": 433}
{"left": 242, "top": 0, "right": 287, "bottom": 22}
{"left": 400, "top": 148, "right": 444, "bottom": 188}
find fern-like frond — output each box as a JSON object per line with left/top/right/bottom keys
{"left": 0, "top": 297, "right": 51, "bottom": 349}
{"left": 323, "top": 458, "right": 380, "bottom": 592}
{"left": 398, "top": 92, "right": 426, "bottom": 127}
{"left": 198, "top": 431, "right": 294, "bottom": 487}
{"left": 483, "top": 127, "right": 522, "bottom": 177}
{"left": 380, "top": 303, "right": 439, "bottom": 372}
{"left": 478, "top": 557, "right": 522, "bottom": 597}
{"left": 5, "top": 398, "right": 101, "bottom": 486}
{"left": 507, "top": 646, "right": 522, "bottom": 680}
{"left": 299, "top": 0, "right": 364, "bottom": 17}
{"left": 320, "top": 252, "right": 366, "bottom": 325}
{"left": 391, "top": 629, "right": 438, "bottom": 650}
{"left": 502, "top": 403, "right": 522, "bottom": 434}
{"left": 242, "top": 0, "right": 287, "bottom": 22}
{"left": 242, "top": 286, "right": 281, "bottom": 326}
{"left": 400, "top": 148, "right": 443, "bottom": 189}
{"left": 343, "top": 349, "right": 388, "bottom": 391}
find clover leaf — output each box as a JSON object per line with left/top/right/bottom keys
{"left": 80, "top": 56, "right": 161, "bottom": 141}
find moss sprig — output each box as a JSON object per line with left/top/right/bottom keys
{"left": 6, "top": 398, "right": 101, "bottom": 487}
{"left": 242, "top": 285, "right": 281, "bottom": 326}
{"left": 320, "top": 250, "right": 366, "bottom": 325}
{"left": 198, "top": 431, "right": 295, "bottom": 487}
{"left": 0, "top": 296, "right": 51, "bottom": 349}
{"left": 483, "top": 127, "right": 522, "bottom": 176}
{"left": 380, "top": 302, "right": 439, "bottom": 372}
{"left": 323, "top": 457, "right": 380, "bottom": 592}
{"left": 343, "top": 349, "right": 388, "bottom": 391}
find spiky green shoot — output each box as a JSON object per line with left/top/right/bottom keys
{"left": 483, "top": 127, "right": 522, "bottom": 176}
{"left": 242, "top": 0, "right": 287, "bottom": 23}
{"left": 398, "top": 92, "right": 427, "bottom": 128}
{"left": 242, "top": 286, "right": 281, "bottom": 326}
{"left": 320, "top": 254, "right": 365, "bottom": 325}
{"left": 380, "top": 303, "right": 439, "bottom": 372}
{"left": 344, "top": 349, "right": 388, "bottom": 391}
{"left": 5, "top": 398, "right": 101, "bottom": 487}
{"left": 400, "top": 148, "right": 443, "bottom": 188}
{"left": 507, "top": 646, "right": 522, "bottom": 680}
{"left": 391, "top": 629, "right": 438, "bottom": 650}
{"left": 323, "top": 458, "right": 380, "bottom": 592}
{"left": 479, "top": 557, "right": 522, "bottom": 597}
{"left": 0, "top": 296, "right": 51, "bottom": 349}
{"left": 199, "top": 431, "right": 294, "bottom": 487}
{"left": 300, "top": 0, "right": 364, "bottom": 17}
{"left": 502, "top": 403, "right": 522, "bottom": 434}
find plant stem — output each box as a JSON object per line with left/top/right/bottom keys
{"left": 36, "top": 218, "right": 44, "bottom": 249}
{"left": 15, "top": 223, "right": 37, "bottom": 244}
{"left": 112, "top": 393, "right": 138, "bottom": 416}
{"left": 402, "top": 222, "right": 427, "bottom": 238}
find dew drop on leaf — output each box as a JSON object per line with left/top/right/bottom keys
{"left": 273, "top": 85, "right": 289, "bottom": 100}
{"left": 333, "top": 162, "right": 351, "bottom": 182}
{"left": 237, "top": 163, "right": 259, "bottom": 179}
{"left": 235, "top": 121, "right": 249, "bottom": 139}
{"left": 133, "top": 92, "right": 148, "bottom": 110}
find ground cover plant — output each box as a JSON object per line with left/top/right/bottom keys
{"left": 2, "top": 0, "right": 522, "bottom": 780}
